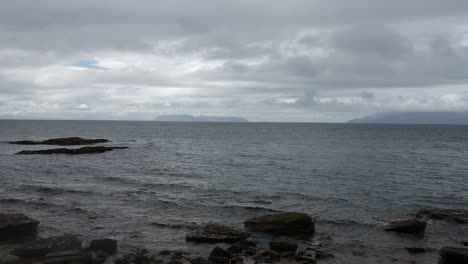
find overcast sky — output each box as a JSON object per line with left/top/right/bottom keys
{"left": 1, "top": 0, "right": 468, "bottom": 122}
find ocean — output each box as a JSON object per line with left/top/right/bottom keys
{"left": 1, "top": 120, "right": 467, "bottom": 263}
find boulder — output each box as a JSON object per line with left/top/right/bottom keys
{"left": 416, "top": 208, "right": 468, "bottom": 224}
{"left": 10, "top": 137, "right": 109, "bottom": 146}
{"left": 87, "top": 238, "right": 118, "bottom": 254}
{"left": 10, "top": 234, "right": 82, "bottom": 258}
{"left": 384, "top": 219, "right": 427, "bottom": 234}
{"left": 405, "top": 247, "right": 426, "bottom": 254}
{"left": 0, "top": 213, "right": 39, "bottom": 239}
{"left": 244, "top": 212, "right": 315, "bottom": 236}
{"left": 16, "top": 146, "right": 128, "bottom": 155}
{"left": 439, "top": 247, "right": 468, "bottom": 264}
{"left": 269, "top": 241, "right": 298, "bottom": 253}
{"left": 210, "top": 246, "right": 232, "bottom": 258}
{"left": 186, "top": 223, "right": 249, "bottom": 243}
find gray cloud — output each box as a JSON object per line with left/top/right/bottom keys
{"left": 1, "top": 1, "right": 468, "bottom": 122}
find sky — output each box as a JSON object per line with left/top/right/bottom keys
{"left": 1, "top": 1, "right": 468, "bottom": 122}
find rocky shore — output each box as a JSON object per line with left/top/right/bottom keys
{"left": 1, "top": 209, "right": 468, "bottom": 264}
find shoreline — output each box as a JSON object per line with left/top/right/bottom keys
{"left": 1, "top": 210, "right": 468, "bottom": 264}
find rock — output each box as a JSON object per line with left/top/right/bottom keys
{"left": 11, "top": 234, "right": 82, "bottom": 258}
{"left": 384, "top": 219, "right": 427, "bottom": 234}
{"left": 10, "top": 137, "right": 110, "bottom": 146}
{"left": 209, "top": 257, "right": 229, "bottom": 264}
{"left": 0, "top": 213, "right": 39, "bottom": 240}
{"left": 16, "top": 146, "right": 128, "bottom": 155}
{"left": 0, "top": 255, "right": 19, "bottom": 264}
{"left": 244, "top": 212, "right": 315, "bottom": 236}
{"left": 405, "top": 247, "right": 426, "bottom": 254}
{"left": 238, "top": 239, "right": 257, "bottom": 248}
{"left": 269, "top": 241, "right": 298, "bottom": 253}
{"left": 44, "top": 255, "right": 90, "bottom": 264}
{"left": 210, "top": 246, "right": 232, "bottom": 258}
{"left": 186, "top": 223, "right": 249, "bottom": 243}
{"left": 439, "top": 247, "right": 468, "bottom": 264}
{"left": 87, "top": 238, "right": 118, "bottom": 254}
{"left": 191, "top": 257, "right": 211, "bottom": 264}
{"left": 416, "top": 208, "right": 468, "bottom": 224}
{"left": 461, "top": 241, "right": 468, "bottom": 246}
{"left": 295, "top": 255, "right": 316, "bottom": 264}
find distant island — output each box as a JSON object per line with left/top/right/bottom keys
{"left": 348, "top": 111, "right": 468, "bottom": 125}
{"left": 155, "top": 115, "right": 248, "bottom": 122}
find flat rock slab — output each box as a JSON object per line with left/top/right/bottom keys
{"left": 244, "top": 212, "right": 315, "bottom": 236}
{"left": 16, "top": 146, "right": 128, "bottom": 155}
{"left": 440, "top": 247, "right": 468, "bottom": 264}
{"left": 187, "top": 224, "right": 249, "bottom": 243}
{"left": 0, "top": 213, "right": 39, "bottom": 240}
{"left": 416, "top": 208, "right": 468, "bottom": 224}
{"left": 9, "top": 137, "right": 109, "bottom": 146}
{"left": 384, "top": 219, "right": 427, "bottom": 234}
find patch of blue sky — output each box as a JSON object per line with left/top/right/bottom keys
{"left": 70, "top": 60, "right": 109, "bottom": 70}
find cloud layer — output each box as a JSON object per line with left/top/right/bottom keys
{"left": 1, "top": 0, "right": 468, "bottom": 122}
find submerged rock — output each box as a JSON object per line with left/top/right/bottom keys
{"left": 384, "top": 219, "right": 427, "bottom": 234}
{"left": 10, "top": 234, "right": 82, "bottom": 258}
{"left": 186, "top": 223, "right": 249, "bottom": 243}
{"left": 16, "top": 146, "right": 128, "bottom": 155}
{"left": 416, "top": 208, "right": 468, "bottom": 224}
{"left": 0, "top": 213, "right": 39, "bottom": 239}
{"left": 439, "top": 247, "right": 468, "bottom": 264}
{"left": 87, "top": 238, "right": 118, "bottom": 254}
{"left": 10, "top": 137, "right": 110, "bottom": 146}
{"left": 244, "top": 212, "right": 315, "bottom": 236}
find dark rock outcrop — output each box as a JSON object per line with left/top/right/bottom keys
{"left": 439, "top": 247, "right": 468, "bottom": 264}
{"left": 186, "top": 223, "right": 249, "bottom": 243}
{"left": 210, "top": 246, "right": 232, "bottom": 258}
{"left": 384, "top": 219, "right": 427, "bottom": 234}
{"left": 416, "top": 208, "right": 468, "bottom": 224}
{"left": 87, "top": 238, "right": 118, "bottom": 254}
{"left": 16, "top": 146, "right": 128, "bottom": 155}
{"left": 405, "top": 247, "right": 426, "bottom": 254}
{"left": 269, "top": 241, "right": 298, "bottom": 253}
{"left": 10, "top": 137, "right": 109, "bottom": 146}
{"left": 10, "top": 234, "right": 82, "bottom": 258}
{"left": 244, "top": 212, "right": 315, "bottom": 236}
{"left": 0, "top": 213, "right": 39, "bottom": 239}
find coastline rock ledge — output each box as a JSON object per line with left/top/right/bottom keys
{"left": 244, "top": 212, "right": 315, "bottom": 236}
{"left": 9, "top": 137, "right": 110, "bottom": 146}
{"left": 0, "top": 213, "right": 39, "bottom": 239}
{"left": 384, "top": 219, "right": 427, "bottom": 234}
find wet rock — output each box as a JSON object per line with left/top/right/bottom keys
{"left": 295, "top": 255, "right": 316, "bottom": 264}
{"left": 209, "top": 257, "right": 229, "bottom": 264}
{"left": 244, "top": 212, "right": 315, "bottom": 236}
{"left": 461, "top": 241, "right": 468, "bottom": 246}
{"left": 269, "top": 240, "right": 298, "bottom": 253}
{"left": 416, "top": 208, "right": 468, "bottom": 224}
{"left": 10, "top": 137, "right": 110, "bottom": 146}
{"left": 439, "top": 247, "right": 468, "bottom": 264}
{"left": 87, "top": 238, "right": 118, "bottom": 254}
{"left": 186, "top": 223, "right": 249, "bottom": 243}
{"left": 0, "top": 213, "right": 39, "bottom": 240}
{"left": 238, "top": 239, "right": 257, "bottom": 249}
{"left": 210, "top": 246, "right": 232, "bottom": 258}
{"left": 384, "top": 219, "right": 427, "bottom": 234}
{"left": 0, "top": 255, "right": 19, "bottom": 264}
{"left": 405, "top": 247, "right": 426, "bottom": 254}
{"left": 315, "top": 250, "right": 334, "bottom": 259}
{"left": 226, "top": 244, "right": 243, "bottom": 254}
{"left": 191, "top": 257, "right": 211, "bottom": 264}
{"left": 11, "top": 234, "right": 82, "bottom": 258}
{"left": 16, "top": 146, "right": 128, "bottom": 155}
